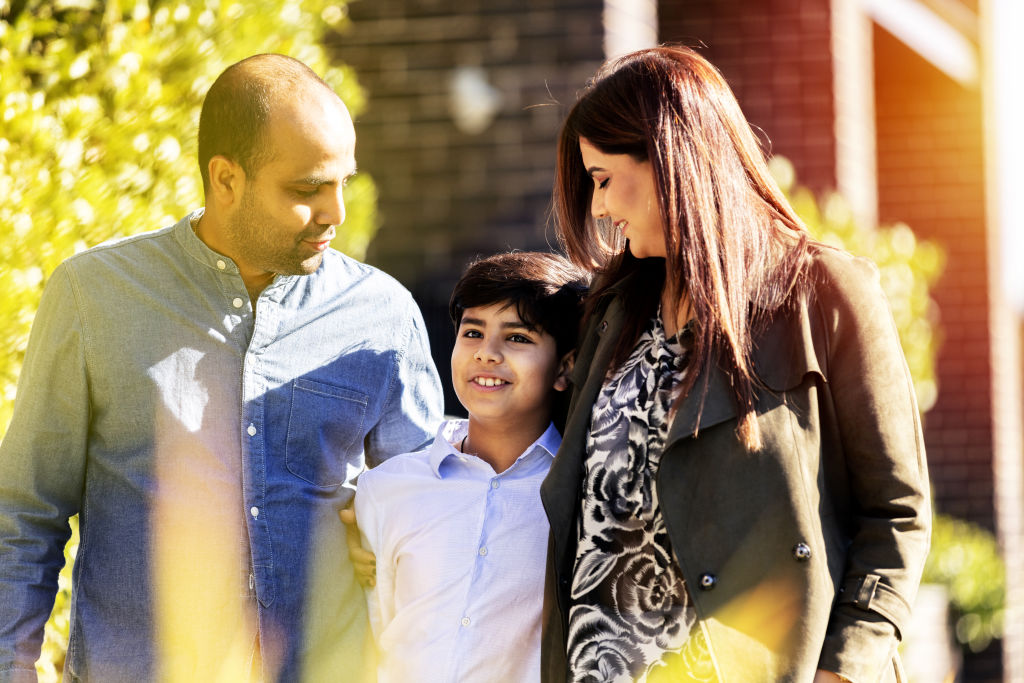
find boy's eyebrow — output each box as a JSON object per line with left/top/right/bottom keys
{"left": 460, "top": 316, "right": 536, "bottom": 331}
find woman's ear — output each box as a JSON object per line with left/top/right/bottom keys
{"left": 553, "top": 350, "right": 576, "bottom": 392}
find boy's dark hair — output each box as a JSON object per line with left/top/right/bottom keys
{"left": 449, "top": 252, "right": 590, "bottom": 358}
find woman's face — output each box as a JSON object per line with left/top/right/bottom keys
{"left": 579, "top": 137, "right": 666, "bottom": 259}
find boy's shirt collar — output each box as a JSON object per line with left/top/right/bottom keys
{"left": 428, "top": 418, "right": 560, "bottom": 478}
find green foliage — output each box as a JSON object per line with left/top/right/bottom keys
{"left": 0, "top": 0, "right": 376, "bottom": 438}
{"left": 0, "top": 1, "right": 374, "bottom": 678}
{"left": 769, "top": 157, "right": 944, "bottom": 413}
{"left": 922, "top": 514, "right": 1006, "bottom": 653}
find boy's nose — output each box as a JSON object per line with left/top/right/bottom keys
{"left": 473, "top": 345, "right": 502, "bottom": 363}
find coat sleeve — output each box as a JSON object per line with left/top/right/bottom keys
{"left": 813, "top": 252, "right": 931, "bottom": 682}
{"left": 0, "top": 264, "right": 90, "bottom": 682}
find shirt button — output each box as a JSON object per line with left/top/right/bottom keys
{"left": 216, "top": 259, "right": 226, "bottom": 270}
{"left": 490, "top": 479, "right": 500, "bottom": 490}
{"left": 232, "top": 297, "right": 244, "bottom": 309}
{"left": 699, "top": 573, "right": 717, "bottom": 591}
{"left": 460, "top": 617, "right": 470, "bottom": 627}
{"left": 250, "top": 506, "right": 259, "bottom": 519}
{"left": 247, "top": 424, "right": 257, "bottom": 436}
{"left": 793, "top": 542, "right": 812, "bottom": 561}
{"left": 478, "top": 546, "right": 488, "bottom": 556}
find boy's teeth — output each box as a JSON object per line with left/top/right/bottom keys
{"left": 476, "top": 377, "right": 505, "bottom": 387}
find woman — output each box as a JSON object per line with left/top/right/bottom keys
{"left": 539, "top": 46, "right": 930, "bottom": 683}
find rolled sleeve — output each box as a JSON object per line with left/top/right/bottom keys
{"left": 0, "top": 264, "right": 90, "bottom": 676}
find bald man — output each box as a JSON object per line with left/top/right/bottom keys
{"left": 0, "top": 55, "right": 442, "bottom": 682}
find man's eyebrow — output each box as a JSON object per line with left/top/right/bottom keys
{"left": 290, "top": 168, "right": 358, "bottom": 186}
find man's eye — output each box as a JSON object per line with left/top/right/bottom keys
{"left": 294, "top": 188, "right": 318, "bottom": 198}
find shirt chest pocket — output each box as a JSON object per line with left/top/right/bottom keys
{"left": 285, "top": 378, "right": 369, "bottom": 488}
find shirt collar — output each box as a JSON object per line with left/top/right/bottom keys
{"left": 173, "top": 209, "right": 300, "bottom": 297}
{"left": 173, "top": 209, "right": 240, "bottom": 274}
{"left": 428, "top": 419, "right": 560, "bottom": 478}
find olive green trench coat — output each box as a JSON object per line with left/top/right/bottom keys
{"left": 540, "top": 247, "right": 931, "bottom": 683}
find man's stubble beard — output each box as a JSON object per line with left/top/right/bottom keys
{"left": 227, "top": 190, "right": 324, "bottom": 277}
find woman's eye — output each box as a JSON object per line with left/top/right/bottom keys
{"left": 598, "top": 178, "right": 610, "bottom": 189}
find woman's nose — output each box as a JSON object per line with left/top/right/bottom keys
{"left": 591, "top": 190, "right": 607, "bottom": 219}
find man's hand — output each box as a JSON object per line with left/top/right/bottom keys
{"left": 339, "top": 506, "right": 377, "bottom": 588}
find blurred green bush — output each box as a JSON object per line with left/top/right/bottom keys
{"left": 922, "top": 514, "right": 1006, "bottom": 653}
{"left": 0, "top": 0, "right": 376, "bottom": 436}
{"left": 769, "top": 156, "right": 944, "bottom": 415}
{"left": 0, "top": 0, "right": 373, "bottom": 679}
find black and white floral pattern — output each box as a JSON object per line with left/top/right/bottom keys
{"left": 567, "top": 312, "right": 716, "bottom": 682}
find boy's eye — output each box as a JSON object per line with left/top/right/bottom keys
{"left": 462, "top": 329, "right": 483, "bottom": 339}
{"left": 508, "top": 333, "right": 533, "bottom": 344}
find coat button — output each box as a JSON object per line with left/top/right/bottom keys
{"left": 793, "top": 542, "right": 812, "bottom": 561}
{"left": 599, "top": 320, "right": 608, "bottom": 332}
{"left": 698, "top": 573, "right": 717, "bottom": 591}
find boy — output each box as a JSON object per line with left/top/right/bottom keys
{"left": 353, "top": 252, "right": 588, "bottom": 682}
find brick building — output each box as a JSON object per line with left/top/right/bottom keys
{"left": 329, "top": 0, "right": 1023, "bottom": 680}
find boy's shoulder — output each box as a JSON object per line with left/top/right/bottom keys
{"left": 362, "top": 447, "right": 435, "bottom": 483}
{"left": 358, "top": 419, "right": 464, "bottom": 493}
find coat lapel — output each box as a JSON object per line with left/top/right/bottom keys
{"left": 541, "top": 293, "right": 623, "bottom": 569}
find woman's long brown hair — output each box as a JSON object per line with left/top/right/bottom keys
{"left": 553, "top": 45, "right": 813, "bottom": 450}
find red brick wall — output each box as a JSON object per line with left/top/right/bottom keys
{"left": 874, "top": 21, "right": 1000, "bottom": 683}
{"left": 873, "top": 24, "right": 993, "bottom": 530}
{"left": 658, "top": 0, "right": 837, "bottom": 194}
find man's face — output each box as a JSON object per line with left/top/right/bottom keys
{"left": 225, "top": 91, "right": 356, "bottom": 282}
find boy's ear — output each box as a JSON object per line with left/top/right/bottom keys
{"left": 553, "top": 350, "right": 575, "bottom": 392}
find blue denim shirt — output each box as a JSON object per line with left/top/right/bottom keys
{"left": 0, "top": 211, "right": 443, "bottom": 682}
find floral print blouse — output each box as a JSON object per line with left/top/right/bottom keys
{"left": 567, "top": 311, "right": 716, "bottom": 682}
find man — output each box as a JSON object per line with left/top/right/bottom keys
{"left": 0, "top": 54, "right": 442, "bottom": 682}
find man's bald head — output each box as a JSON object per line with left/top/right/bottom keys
{"left": 198, "top": 54, "right": 346, "bottom": 193}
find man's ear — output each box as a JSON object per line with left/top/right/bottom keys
{"left": 553, "top": 350, "right": 575, "bottom": 392}
{"left": 207, "top": 155, "right": 246, "bottom": 209}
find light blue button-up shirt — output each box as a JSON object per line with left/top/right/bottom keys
{"left": 0, "top": 211, "right": 443, "bottom": 682}
{"left": 355, "top": 419, "right": 558, "bottom": 683}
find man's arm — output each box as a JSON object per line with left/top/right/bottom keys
{"left": 0, "top": 265, "right": 90, "bottom": 682}
{"left": 364, "top": 298, "right": 442, "bottom": 465}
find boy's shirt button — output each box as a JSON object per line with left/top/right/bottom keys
{"left": 461, "top": 617, "right": 471, "bottom": 627}
{"left": 490, "top": 479, "right": 500, "bottom": 490}
{"left": 478, "top": 546, "right": 488, "bottom": 556}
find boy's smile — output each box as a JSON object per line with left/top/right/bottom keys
{"left": 452, "top": 302, "right": 567, "bottom": 432}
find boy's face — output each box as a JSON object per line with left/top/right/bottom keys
{"left": 451, "top": 302, "right": 567, "bottom": 430}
